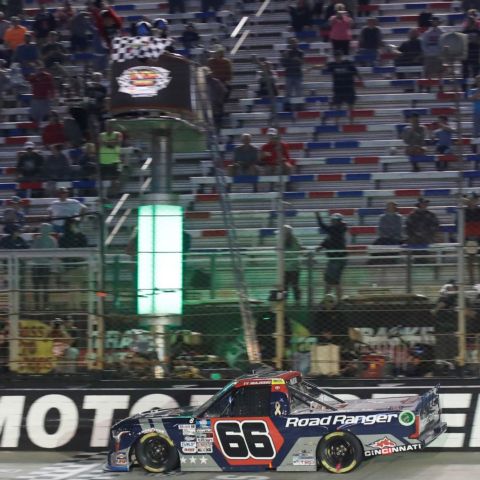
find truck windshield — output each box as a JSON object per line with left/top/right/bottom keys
{"left": 193, "top": 382, "right": 234, "bottom": 417}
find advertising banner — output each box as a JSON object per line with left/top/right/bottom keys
{"left": 15, "top": 320, "right": 55, "bottom": 374}
{"left": 0, "top": 383, "right": 479, "bottom": 450}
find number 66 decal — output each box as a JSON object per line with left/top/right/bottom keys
{"left": 214, "top": 420, "right": 276, "bottom": 460}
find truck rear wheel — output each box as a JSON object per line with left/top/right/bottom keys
{"left": 317, "top": 431, "right": 363, "bottom": 473}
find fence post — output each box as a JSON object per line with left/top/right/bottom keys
{"left": 8, "top": 255, "right": 19, "bottom": 373}
{"left": 209, "top": 253, "right": 216, "bottom": 299}
{"left": 307, "top": 250, "right": 315, "bottom": 321}
{"left": 406, "top": 250, "right": 412, "bottom": 294}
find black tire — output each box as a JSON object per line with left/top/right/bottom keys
{"left": 135, "top": 432, "right": 179, "bottom": 473}
{"left": 317, "top": 431, "right": 363, "bottom": 474}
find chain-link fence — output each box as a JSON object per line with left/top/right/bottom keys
{"left": 0, "top": 212, "right": 103, "bottom": 375}
{"left": 96, "top": 245, "right": 480, "bottom": 380}
{"left": 1, "top": 245, "right": 479, "bottom": 379}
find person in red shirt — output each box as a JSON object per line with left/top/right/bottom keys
{"left": 207, "top": 46, "right": 232, "bottom": 101}
{"left": 29, "top": 63, "right": 56, "bottom": 126}
{"left": 260, "top": 128, "right": 296, "bottom": 191}
{"left": 42, "top": 110, "right": 66, "bottom": 146}
{"left": 88, "top": 1, "right": 122, "bottom": 48}
{"left": 260, "top": 127, "right": 295, "bottom": 175}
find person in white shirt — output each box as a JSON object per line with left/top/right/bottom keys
{"left": 48, "top": 187, "right": 87, "bottom": 233}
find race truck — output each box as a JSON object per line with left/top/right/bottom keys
{"left": 106, "top": 370, "right": 446, "bottom": 474}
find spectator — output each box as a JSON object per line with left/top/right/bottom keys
{"left": 0, "top": 223, "right": 29, "bottom": 249}
{"left": 42, "top": 111, "right": 66, "bottom": 147}
{"left": 179, "top": 23, "right": 200, "bottom": 51}
{"left": 469, "top": 75, "right": 480, "bottom": 152}
{"left": 169, "top": 0, "right": 186, "bottom": 14}
{"left": 8, "top": 61, "right": 29, "bottom": 94}
{"left": 16, "top": 141, "right": 44, "bottom": 180}
{"left": 44, "top": 143, "right": 71, "bottom": 181}
{"left": 394, "top": 29, "right": 423, "bottom": 79}
{"left": 58, "top": 217, "right": 88, "bottom": 248}
{"left": 311, "top": 0, "right": 325, "bottom": 19}
{"left": 405, "top": 197, "right": 439, "bottom": 246}
{"left": 358, "top": 0, "right": 371, "bottom": 17}
{"left": 374, "top": 201, "right": 404, "bottom": 245}
{"left": 329, "top": 3, "right": 353, "bottom": 55}
{"left": 280, "top": 37, "right": 304, "bottom": 112}
{"left": 63, "top": 110, "right": 84, "bottom": 147}
{"left": 48, "top": 318, "right": 74, "bottom": 373}
{"left": 2, "top": 195, "right": 25, "bottom": 234}
{"left": 28, "top": 63, "right": 56, "bottom": 126}
{"left": 0, "top": 12, "right": 11, "bottom": 47}
{"left": 48, "top": 187, "right": 87, "bottom": 233}
{"left": 12, "top": 32, "right": 40, "bottom": 78}
{"left": 31, "top": 222, "right": 57, "bottom": 310}
{"left": 85, "top": 71, "right": 107, "bottom": 132}
{"left": 420, "top": 16, "right": 445, "bottom": 86}
{"left": 462, "top": 0, "right": 480, "bottom": 12}
{"left": 55, "top": 1, "right": 75, "bottom": 34}
{"left": 315, "top": 211, "right": 348, "bottom": 300}
{"left": 401, "top": 113, "right": 427, "bottom": 172}
{"left": 3, "top": 16, "right": 28, "bottom": 59}
{"left": 0, "top": 58, "right": 11, "bottom": 115}
{"left": 5, "top": 0, "right": 23, "bottom": 18}
{"left": 260, "top": 127, "right": 295, "bottom": 177}
{"left": 324, "top": 0, "right": 344, "bottom": 22}
{"left": 430, "top": 281, "right": 459, "bottom": 366}
{"left": 433, "top": 115, "right": 454, "bottom": 170}
{"left": 324, "top": 50, "right": 361, "bottom": 122}
{"left": 62, "top": 316, "right": 79, "bottom": 373}
{"left": 201, "top": 0, "right": 224, "bottom": 23}
{"left": 462, "top": 15, "right": 480, "bottom": 90}
{"left": 322, "top": 0, "right": 338, "bottom": 42}
{"left": 464, "top": 192, "right": 480, "bottom": 284}
{"left": 41, "top": 30, "right": 67, "bottom": 70}
{"left": 230, "top": 133, "right": 260, "bottom": 180}
{"left": 204, "top": 66, "right": 227, "bottom": 130}
{"left": 283, "top": 225, "right": 303, "bottom": 304}
{"left": 74, "top": 142, "right": 97, "bottom": 179}
{"left": 152, "top": 18, "right": 175, "bottom": 53}
{"left": 358, "top": 17, "right": 383, "bottom": 65}
{"left": 417, "top": 10, "right": 433, "bottom": 32}
{"left": 32, "top": 5, "right": 57, "bottom": 46}
{"left": 99, "top": 121, "right": 123, "bottom": 180}
{"left": 288, "top": 0, "right": 313, "bottom": 33}
{"left": 89, "top": 3, "right": 122, "bottom": 48}
{"left": 131, "top": 18, "right": 152, "bottom": 37}
{"left": 206, "top": 45, "right": 232, "bottom": 102}
{"left": 70, "top": 8, "right": 96, "bottom": 53}
{"left": 255, "top": 57, "right": 279, "bottom": 98}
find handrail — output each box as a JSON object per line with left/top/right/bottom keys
{"left": 104, "top": 154, "right": 153, "bottom": 247}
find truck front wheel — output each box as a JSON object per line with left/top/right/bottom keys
{"left": 135, "top": 432, "right": 179, "bottom": 473}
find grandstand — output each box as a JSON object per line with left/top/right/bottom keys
{"left": 0, "top": 0, "right": 478, "bottom": 375}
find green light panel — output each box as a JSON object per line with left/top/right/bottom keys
{"left": 137, "top": 204, "right": 183, "bottom": 315}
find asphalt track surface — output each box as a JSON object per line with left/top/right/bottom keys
{"left": 0, "top": 451, "right": 479, "bottom": 480}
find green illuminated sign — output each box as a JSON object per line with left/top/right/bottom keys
{"left": 137, "top": 204, "right": 183, "bottom": 315}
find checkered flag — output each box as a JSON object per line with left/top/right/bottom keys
{"left": 111, "top": 36, "right": 173, "bottom": 63}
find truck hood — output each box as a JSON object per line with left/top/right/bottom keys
{"left": 131, "top": 405, "right": 197, "bottom": 420}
